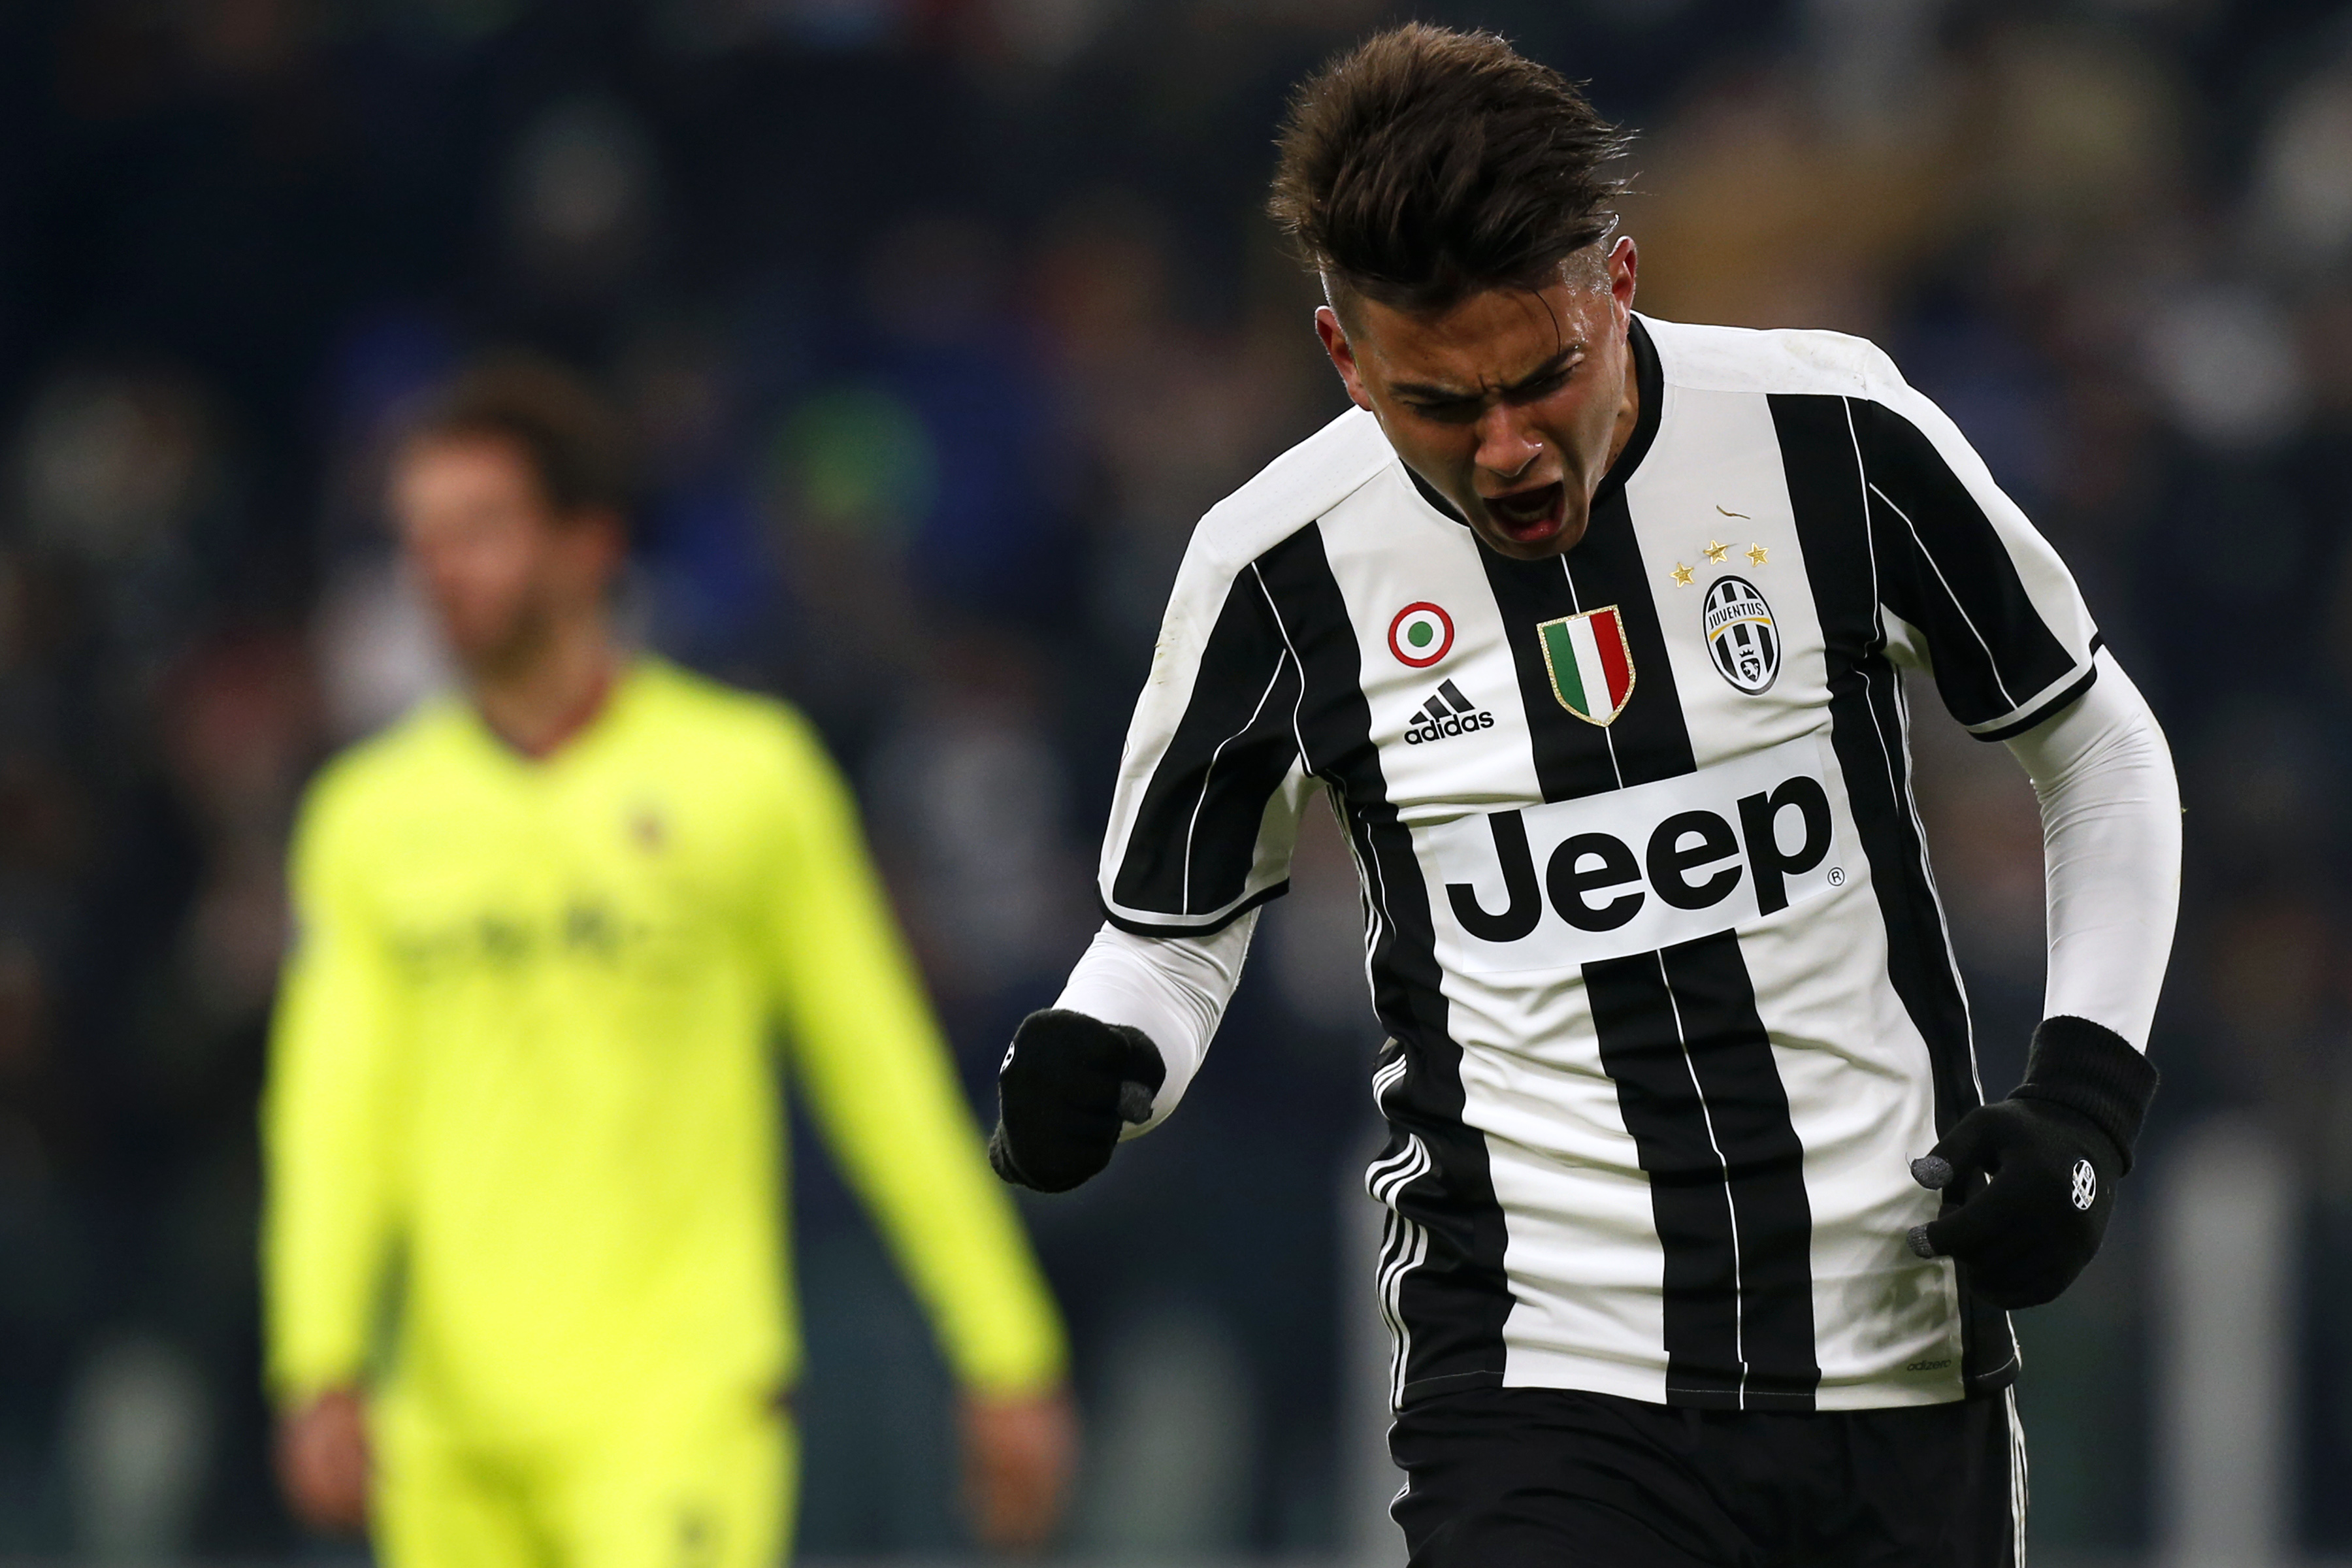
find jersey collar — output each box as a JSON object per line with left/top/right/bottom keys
{"left": 466, "top": 656, "right": 647, "bottom": 770}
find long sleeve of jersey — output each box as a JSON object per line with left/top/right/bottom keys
{"left": 2004, "top": 650, "right": 2180, "bottom": 1049}
{"left": 1054, "top": 911, "right": 1259, "bottom": 1135}
{"left": 261, "top": 769, "right": 406, "bottom": 1404}
{"left": 764, "top": 713, "right": 1068, "bottom": 1397}
{"left": 1842, "top": 347, "right": 2181, "bottom": 1049}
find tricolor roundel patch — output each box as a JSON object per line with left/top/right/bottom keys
{"left": 1389, "top": 602, "right": 1455, "bottom": 668}
{"left": 1537, "top": 608, "right": 1635, "bottom": 726}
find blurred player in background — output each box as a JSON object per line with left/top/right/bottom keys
{"left": 262, "top": 357, "right": 1074, "bottom": 1567}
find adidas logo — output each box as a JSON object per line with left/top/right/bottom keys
{"left": 1405, "top": 679, "right": 1496, "bottom": 745}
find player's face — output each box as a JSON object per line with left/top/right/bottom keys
{"left": 391, "top": 434, "right": 617, "bottom": 676}
{"left": 1316, "top": 237, "right": 1641, "bottom": 561}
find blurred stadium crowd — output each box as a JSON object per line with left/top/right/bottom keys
{"left": 0, "top": 0, "right": 2349, "bottom": 1558}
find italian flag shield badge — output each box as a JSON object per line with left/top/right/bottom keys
{"left": 1537, "top": 608, "right": 1636, "bottom": 726}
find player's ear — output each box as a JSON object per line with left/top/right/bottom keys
{"left": 1315, "top": 306, "right": 1375, "bottom": 413}
{"left": 564, "top": 508, "right": 629, "bottom": 590}
{"left": 1607, "top": 235, "right": 1638, "bottom": 316}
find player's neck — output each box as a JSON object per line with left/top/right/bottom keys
{"left": 470, "top": 613, "right": 620, "bottom": 760}
{"left": 1603, "top": 333, "right": 1641, "bottom": 475}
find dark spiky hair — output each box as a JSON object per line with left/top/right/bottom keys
{"left": 1268, "top": 24, "right": 1630, "bottom": 316}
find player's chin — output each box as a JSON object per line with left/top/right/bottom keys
{"left": 1475, "top": 483, "right": 1583, "bottom": 559}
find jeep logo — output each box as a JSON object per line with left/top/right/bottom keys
{"left": 1447, "top": 776, "right": 1831, "bottom": 940}
{"left": 1420, "top": 734, "right": 1851, "bottom": 972}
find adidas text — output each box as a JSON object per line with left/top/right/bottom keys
{"left": 1405, "top": 679, "right": 1495, "bottom": 745}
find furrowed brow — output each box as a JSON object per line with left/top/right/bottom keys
{"left": 1392, "top": 348, "right": 1580, "bottom": 404}
{"left": 1388, "top": 380, "right": 1479, "bottom": 404}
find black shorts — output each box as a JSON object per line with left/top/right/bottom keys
{"left": 1390, "top": 1387, "right": 2025, "bottom": 1568}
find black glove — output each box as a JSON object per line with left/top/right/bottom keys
{"left": 1907, "top": 1016, "right": 2158, "bottom": 1309}
{"left": 988, "top": 1009, "right": 1166, "bottom": 1194}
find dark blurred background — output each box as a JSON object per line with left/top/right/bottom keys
{"left": 0, "top": 0, "right": 2348, "bottom": 1560}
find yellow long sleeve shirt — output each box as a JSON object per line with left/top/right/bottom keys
{"left": 261, "top": 660, "right": 1064, "bottom": 1442}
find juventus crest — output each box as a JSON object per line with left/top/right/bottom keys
{"left": 1703, "top": 576, "right": 1780, "bottom": 694}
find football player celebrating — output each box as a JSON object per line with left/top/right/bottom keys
{"left": 989, "top": 26, "right": 2178, "bottom": 1567}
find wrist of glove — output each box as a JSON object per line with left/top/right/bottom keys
{"left": 988, "top": 1009, "right": 1166, "bottom": 1194}
{"left": 1907, "top": 1016, "right": 2159, "bottom": 1309}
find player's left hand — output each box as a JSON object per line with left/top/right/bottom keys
{"left": 959, "top": 1384, "right": 1077, "bottom": 1554}
{"left": 1906, "top": 1016, "right": 2159, "bottom": 1310}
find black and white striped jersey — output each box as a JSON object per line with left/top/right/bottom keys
{"left": 1095, "top": 314, "right": 2107, "bottom": 1413}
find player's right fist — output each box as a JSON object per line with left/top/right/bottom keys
{"left": 989, "top": 1009, "right": 1165, "bottom": 1192}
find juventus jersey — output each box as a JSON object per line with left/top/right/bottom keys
{"left": 1096, "top": 315, "right": 2105, "bottom": 1413}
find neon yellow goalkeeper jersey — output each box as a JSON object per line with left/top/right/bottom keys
{"left": 262, "top": 659, "right": 1065, "bottom": 1441}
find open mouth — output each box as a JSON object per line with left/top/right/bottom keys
{"left": 1480, "top": 481, "right": 1567, "bottom": 544}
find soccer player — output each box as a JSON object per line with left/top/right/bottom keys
{"left": 987, "top": 27, "right": 2179, "bottom": 1567}
{"left": 263, "top": 358, "right": 1073, "bottom": 1567}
